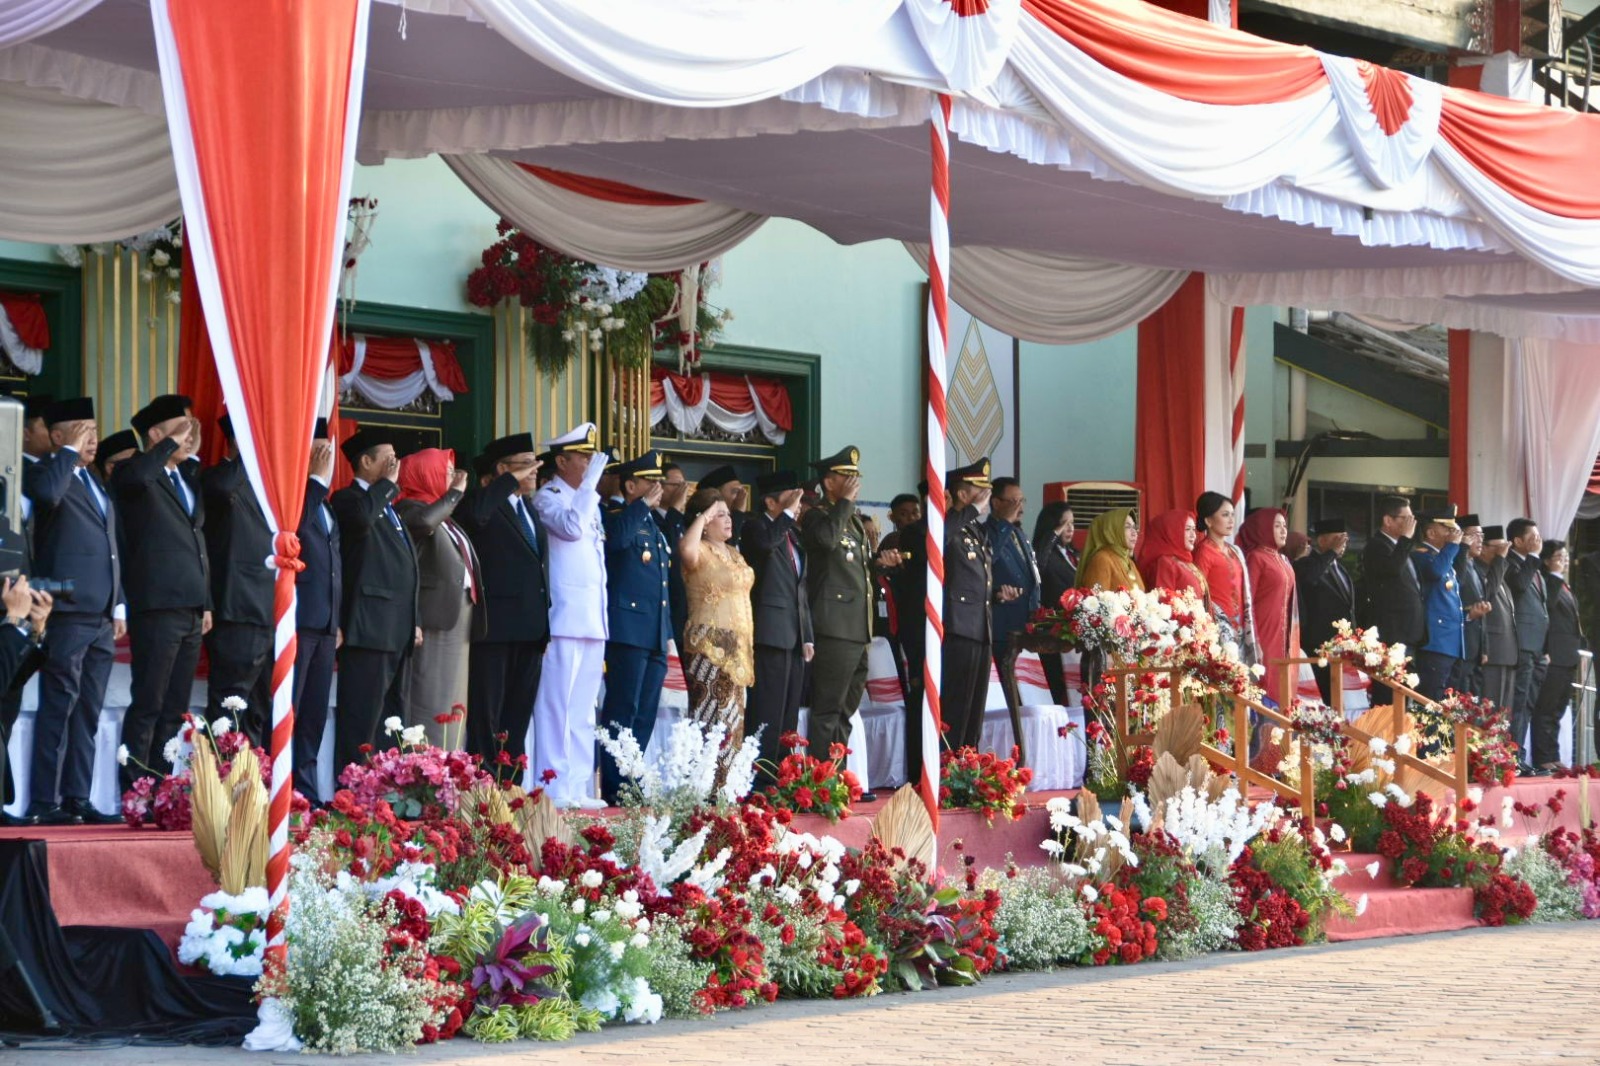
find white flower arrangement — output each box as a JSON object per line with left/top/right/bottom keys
{"left": 1148, "top": 785, "right": 1283, "bottom": 876}
{"left": 178, "top": 886, "right": 271, "bottom": 977}
{"left": 600, "top": 719, "right": 761, "bottom": 813}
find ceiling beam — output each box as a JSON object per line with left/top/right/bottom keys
{"left": 1242, "top": 0, "right": 1487, "bottom": 53}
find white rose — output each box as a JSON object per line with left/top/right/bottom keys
{"left": 580, "top": 870, "right": 604, "bottom": 889}
{"left": 571, "top": 897, "right": 587, "bottom": 915}
{"left": 116, "top": 744, "right": 130, "bottom": 766}
{"left": 150, "top": 249, "right": 170, "bottom": 267}
{"left": 383, "top": 716, "right": 403, "bottom": 733}
{"left": 400, "top": 725, "right": 427, "bottom": 747}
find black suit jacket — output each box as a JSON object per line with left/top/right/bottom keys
{"left": 24, "top": 449, "right": 122, "bottom": 618}
{"left": 295, "top": 477, "right": 341, "bottom": 635}
{"left": 200, "top": 456, "right": 274, "bottom": 627}
{"left": 742, "top": 510, "right": 812, "bottom": 651}
{"left": 1037, "top": 539, "right": 1077, "bottom": 612}
{"left": 1360, "top": 532, "right": 1424, "bottom": 649}
{"left": 458, "top": 474, "right": 549, "bottom": 646}
{"left": 655, "top": 507, "right": 688, "bottom": 644}
{"left": 1455, "top": 550, "right": 1487, "bottom": 662}
{"left": 1506, "top": 550, "right": 1551, "bottom": 654}
{"left": 1545, "top": 572, "right": 1584, "bottom": 668}
{"left": 330, "top": 478, "right": 418, "bottom": 653}
{"left": 111, "top": 438, "right": 209, "bottom": 613}
{"left": 1294, "top": 549, "right": 1357, "bottom": 649}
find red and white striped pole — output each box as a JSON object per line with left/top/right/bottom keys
{"left": 1229, "top": 307, "right": 1246, "bottom": 507}
{"left": 920, "top": 94, "right": 953, "bottom": 828}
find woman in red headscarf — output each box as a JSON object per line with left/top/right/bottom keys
{"left": 395, "top": 447, "right": 482, "bottom": 748}
{"left": 1136, "top": 509, "right": 1209, "bottom": 603}
{"left": 1238, "top": 507, "right": 1298, "bottom": 706}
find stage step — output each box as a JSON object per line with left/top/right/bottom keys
{"left": 1326, "top": 885, "right": 1477, "bottom": 942}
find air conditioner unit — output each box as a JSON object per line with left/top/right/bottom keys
{"left": 1042, "top": 480, "right": 1143, "bottom": 550}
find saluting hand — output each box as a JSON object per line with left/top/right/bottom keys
{"left": 841, "top": 475, "right": 861, "bottom": 502}
{"left": 450, "top": 469, "right": 469, "bottom": 494}
{"left": 382, "top": 451, "right": 401, "bottom": 483}
{"left": 309, "top": 440, "right": 335, "bottom": 481}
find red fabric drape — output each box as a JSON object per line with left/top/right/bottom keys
{"left": 1437, "top": 90, "right": 1600, "bottom": 220}
{"left": 516, "top": 163, "right": 703, "bottom": 206}
{"left": 650, "top": 366, "right": 794, "bottom": 431}
{"left": 338, "top": 334, "right": 469, "bottom": 393}
{"left": 1449, "top": 329, "right": 1470, "bottom": 509}
{"left": 161, "top": 0, "right": 366, "bottom": 961}
{"left": 1135, "top": 274, "right": 1208, "bottom": 518}
{"left": 747, "top": 375, "right": 792, "bottom": 430}
{"left": 1023, "top": 0, "right": 1325, "bottom": 106}
{"left": 0, "top": 293, "right": 49, "bottom": 351}
{"left": 176, "top": 239, "right": 228, "bottom": 466}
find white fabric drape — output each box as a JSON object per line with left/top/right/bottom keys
{"left": 903, "top": 0, "right": 1022, "bottom": 94}
{"left": 1516, "top": 337, "right": 1600, "bottom": 538}
{"left": 1465, "top": 333, "right": 1525, "bottom": 526}
{"left": 1200, "top": 290, "right": 1237, "bottom": 501}
{"left": 459, "top": 0, "right": 902, "bottom": 106}
{"left": 339, "top": 335, "right": 458, "bottom": 409}
{"left": 0, "top": 81, "right": 179, "bottom": 242}
{"left": 902, "top": 242, "right": 1188, "bottom": 345}
{"left": 0, "top": 0, "right": 104, "bottom": 48}
{"left": 0, "top": 303, "right": 43, "bottom": 375}
{"left": 442, "top": 154, "right": 766, "bottom": 271}
{"left": 1318, "top": 55, "right": 1441, "bottom": 192}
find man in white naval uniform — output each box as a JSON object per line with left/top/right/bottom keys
{"left": 529, "top": 422, "right": 609, "bottom": 809}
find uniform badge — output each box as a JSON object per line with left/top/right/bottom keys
{"left": 642, "top": 550, "right": 652, "bottom": 563}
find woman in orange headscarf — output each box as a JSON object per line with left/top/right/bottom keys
{"left": 394, "top": 447, "right": 481, "bottom": 747}
{"left": 1238, "top": 507, "right": 1298, "bottom": 706}
{"left": 1136, "top": 509, "right": 1209, "bottom": 603}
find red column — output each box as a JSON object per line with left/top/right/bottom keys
{"left": 1135, "top": 274, "right": 1208, "bottom": 517}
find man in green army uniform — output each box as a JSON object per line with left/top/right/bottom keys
{"left": 800, "top": 445, "right": 896, "bottom": 774}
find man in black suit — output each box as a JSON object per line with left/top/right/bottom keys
{"left": 459, "top": 432, "right": 549, "bottom": 766}
{"left": 942, "top": 459, "right": 995, "bottom": 752}
{"left": 1359, "top": 495, "right": 1422, "bottom": 706}
{"left": 1531, "top": 540, "right": 1582, "bottom": 773}
{"left": 200, "top": 413, "right": 275, "bottom": 745}
{"left": 1295, "top": 518, "right": 1358, "bottom": 704}
{"left": 93, "top": 429, "right": 139, "bottom": 485}
{"left": 985, "top": 476, "right": 1041, "bottom": 676}
{"left": 330, "top": 426, "right": 420, "bottom": 774}
{"left": 19, "top": 397, "right": 122, "bottom": 825}
{"left": 656, "top": 461, "right": 689, "bottom": 653}
{"left": 292, "top": 421, "right": 341, "bottom": 801}
{"left": 741, "top": 469, "right": 812, "bottom": 786}
{"left": 114, "top": 394, "right": 210, "bottom": 793}
{"left": 1505, "top": 517, "right": 1549, "bottom": 771}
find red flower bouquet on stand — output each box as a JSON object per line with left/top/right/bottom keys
{"left": 939, "top": 746, "right": 1032, "bottom": 823}
{"left": 760, "top": 733, "right": 861, "bottom": 823}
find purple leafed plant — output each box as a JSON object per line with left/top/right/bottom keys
{"left": 470, "top": 915, "right": 558, "bottom": 1008}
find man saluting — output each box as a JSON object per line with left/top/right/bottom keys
{"left": 330, "top": 427, "right": 420, "bottom": 775}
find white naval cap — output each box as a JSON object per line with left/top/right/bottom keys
{"left": 541, "top": 421, "right": 599, "bottom": 455}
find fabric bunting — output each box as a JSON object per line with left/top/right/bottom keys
{"left": 650, "top": 367, "right": 791, "bottom": 445}
{"left": 0, "top": 292, "right": 47, "bottom": 374}
{"left": 338, "top": 333, "right": 469, "bottom": 410}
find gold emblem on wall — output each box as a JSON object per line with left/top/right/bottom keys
{"left": 947, "top": 316, "right": 1003, "bottom": 465}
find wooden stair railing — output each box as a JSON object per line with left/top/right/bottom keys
{"left": 1280, "top": 655, "right": 1471, "bottom": 802}
{"left": 1103, "top": 665, "right": 1315, "bottom": 819}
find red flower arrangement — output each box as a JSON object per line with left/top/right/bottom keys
{"left": 938, "top": 745, "right": 1032, "bottom": 823}
{"left": 338, "top": 743, "right": 494, "bottom": 822}
{"left": 1229, "top": 845, "right": 1312, "bottom": 951}
{"left": 1083, "top": 883, "right": 1160, "bottom": 965}
{"left": 760, "top": 733, "right": 861, "bottom": 823}
{"left": 121, "top": 720, "right": 269, "bottom": 830}
{"left": 1434, "top": 690, "right": 1518, "bottom": 787}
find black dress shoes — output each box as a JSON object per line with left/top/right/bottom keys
{"left": 0, "top": 809, "right": 39, "bottom": 828}
{"left": 26, "top": 803, "right": 83, "bottom": 826}
{"left": 64, "top": 798, "right": 122, "bottom": 825}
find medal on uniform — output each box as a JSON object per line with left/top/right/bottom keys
{"left": 1444, "top": 578, "right": 1453, "bottom": 590}
{"left": 846, "top": 551, "right": 855, "bottom": 562}
{"left": 642, "top": 549, "right": 653, "bottom": 563}
{"left": 968, "top": 551, "right": 976, "bottom": 560}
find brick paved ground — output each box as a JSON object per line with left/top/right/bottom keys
{"left": 15, "top": 923, "right": 1600, "bottom": 1066}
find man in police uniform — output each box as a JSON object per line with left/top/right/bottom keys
{"left": 599, "top": 451, "right": 672, "bottom": 803}
{"left": 1413, "top": 506, "right": 1465, "bottom": 701}
{"left": 531, "top": 423, "right": 609, "bottom": 808}
{"left": 943, "top": 459, "right": 995, "bottom": 751}
{"left": 330, "top": 426, "right": 421, "bottom": 773}
{"left": 459, "top": 432, "right": 549, "bottom": 767}
{"left": 800, "top": 445, "right": 877, "bottom": 762}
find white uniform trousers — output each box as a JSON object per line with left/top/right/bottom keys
{"left": 528, "top": 635, "right": 604, "bottom": 804}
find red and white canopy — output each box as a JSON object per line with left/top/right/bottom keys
{"left": 5, "top": 0, "right": 1600, "bottom": 338}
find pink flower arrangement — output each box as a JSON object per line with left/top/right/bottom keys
{"left": 338, "top": 743, "right": 493, "bottom": 821}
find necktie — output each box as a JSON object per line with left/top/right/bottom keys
{"left": 78, "top": 468, "right": 104, "bottom": 517}
{"left": 445, "top": 522, "right": 478, "bottom": 603}
{"left": 1535, "top": 567, "right": 1546, "bottom": 600}
{"left": 384, "top": 503, "right": 402, "bottom": 531}
{"left": 515, "top": 498, "right": 540, "bottom": 553}
{"left": 321, "top": 502, "right": 333, "bottom": 534}
{"left": 787, "top": 528, "right": 802, "bottom": 576}
{"left": 169, "top": 470, "right": 190, "bottom": 515}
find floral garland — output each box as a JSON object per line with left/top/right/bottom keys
{"left": 759, "top": 732, "right": 861, "bottom": 823}
{"left": 1314, "top": 619, "right": 1418, "bottom": 690}
{"left": 1423, "top": 690, "right": 1519, "bottom": 787}
{"left": 465, "top": 220, "right": 730, "bottom": 374}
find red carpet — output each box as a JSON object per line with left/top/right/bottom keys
{"left": 1325, "top": 852, "right": 1477, "bottom": 942}
{"left": 0, "top": 823, "right": 217, "bottom": 948}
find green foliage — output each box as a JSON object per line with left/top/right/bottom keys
{"left": 1504, "top": 846, "right": 1586, "bottom": 923}
{"left": 1157, "top": 872, "right": 1241, "bottom": 961}
{"left": 1250, "top": 832, "right": 1352, "bottom": 941}
{"left": 634, "top": 916, "right": 714, "bottom": 1018}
